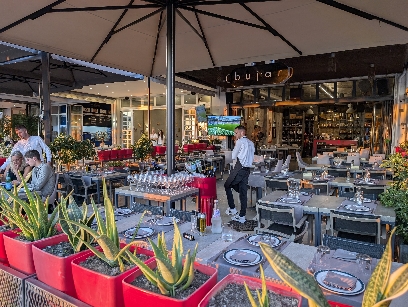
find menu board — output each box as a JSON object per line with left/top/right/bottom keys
{"left": 82, "top": 102, "right": 112, "bottom": 127}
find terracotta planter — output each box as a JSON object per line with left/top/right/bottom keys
{"left": 198, "top": 274, "right": 302, "bottom": 307}
{"left": 0, "top": 228, "right": 18, "bottom": 264}
{"left": 123, "top": 260, "right": 217, "bottom": 307}
{"left": 72, "top": 245, "right": 155, "bottom": 307}
{"left": 328, "top": 302, "right": 353, "bottom": 307}
{"left": 32, "top": 233, "right": 89, "bottom": 297}
{"left": 3, "top": 232, "right": 60, "bottom": 275}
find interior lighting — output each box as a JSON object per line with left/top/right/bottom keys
{"left": 319, "top": 85, "right": 334, "bottom": 98}
{"left": 90, "top": 87, "right": 92, "bottom": 89}
{"left": 106, "top": 85, "right": 108, "bottom": 87}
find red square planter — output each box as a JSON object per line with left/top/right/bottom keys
{"left": 72, "top": 245, "right": 155, "bottom": 307}
{"left": 32, "top": 233, "right": 89, "bottom": 297}
{"left": 4, "top": 232, "right": 61, "bottom": 275}
{"left": 0, "top": 228, "right": 18, "bottom": 264}
{"left": 123, "top": 260, "right": 217, "bottom": 307}
{"left": 198, "top": 274, "right": 302, "bottom": 307}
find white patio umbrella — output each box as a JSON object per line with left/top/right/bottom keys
{"left": 1, "top": 0, "right": 407, "bottom": 172}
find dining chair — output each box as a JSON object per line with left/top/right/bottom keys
{"left": 368, "top": 170, "right": 386, "bottom": 180}
{"left": 255, "top": 203, "right": 309, "bottom": 243}
{"left": 168, "top": 208, "right": 192, "bottom": 222}
{"left": 360, "top": 187, "right": 386, "bottom": 200}
{"left": 329, "top": 210, "right": 382, "bottom": 244}
{"left": 248, "top": 174, "right": 267, "bottom": 207}
{"left": 223, "top": 150, "right": 233, "bottom": 174}
{"left": 131, "top": 203, "right": 164, "bottom": 216}
{"left": 283, "top": 155, "right": 291, "bottom": 168}
{"left": 317, "top": 154, "right": 330, "bottom": 165}
{"left": 71, "top": 176, "right": 98, "bottom": 205}
{"left": 346, "top": 155, "right": 360, "bottom": 166}
{"left": 322, "top": 234, "right": 385, "bottom": 259}
{"left": 369, "top": 156, "right": 383, "bottom": 164}
{"left": 272, "top": 159, "right": 283, "bottom": 173}
{"left": 266, "top": 179, "right": 288, "bottom": 191}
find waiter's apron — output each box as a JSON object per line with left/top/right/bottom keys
{"left": 225, "top": 158, "right": 246, "bottom": 191}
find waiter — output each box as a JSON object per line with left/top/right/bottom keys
{"left": 224, "top": 125, "right": 255, "bottom": 224}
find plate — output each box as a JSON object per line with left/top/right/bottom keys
{"left": 155, "top": 216, "right": 180, "bottom": 226}
{"left": 278, "top": 197, "right": 301, "bottom": 204}
{"left": 124, "top": 227, "right": 155, "bottom": 239}
{"left": 223, "top": 249, "right": 262, "bottom": 266}
{"left": 350, "top": 198, "right": 372, "bottom": 203}
{"left": 247, "top": 234, "right": 281, "bottom": 247}
{"left": 314, "top": 270, "right": 365, "bottom": 295}
{"left": 344, "top": 204, "right": 371, "bottom": 212}
{"left": 115, "top": 208, "right": 133, "bottom": 216}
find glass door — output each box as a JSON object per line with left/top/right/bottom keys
{"left": 122, "top": 111, "right": 133, "bottom": 148}
{"left": 70, "top": 105, "right": 83, "bottom": 141}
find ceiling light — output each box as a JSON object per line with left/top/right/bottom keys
{"left": 98, "top": 93, "right": 100, "bottom": 94}
{"left": 112, "top": 92, "right": 114, "bottom": 93}
{"left": 346, "top": 103, "right": 355, "bottom": 114}
{"left": 106, "top": 85, "right": 108, "bottom": 87}
{"left": 90, "top": 87, "right": 92, "bottom": 89}
{"left": 306, "top": 106, "right": 314, "bottom": 115}
{"left": 128, "top": 90, "right": 130, "bottom": 92}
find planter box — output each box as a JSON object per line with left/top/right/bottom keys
{"left": 0, "top": 262, "right": 32, "bottom": 307}
{"left": 198, "top": 274, "right": 302, "bottom": 307}
{"left": 32, "top": 233, "right": 88, "bottom": 297}
{"left": 123, "top": 260, "right": 217, "bottom": 307}
{"left": 72, "top": 245, "right": 154, "bottom": 307}
{"left": 0, "top": 228, "right": 18, "bottom": 264}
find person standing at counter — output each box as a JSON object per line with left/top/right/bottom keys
{"left": 157, "top": 129, "right": 165, "bottom": 146}
{"left": 224, "top": 125, "right": 255, "bottom": 224}
{"left": 0, "top": 125, "right": 52, "bottom": 171}
{"left": 150, "top": 128, "right": 158, "bottom": 146}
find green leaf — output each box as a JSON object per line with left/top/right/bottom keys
{"left": 244, "top": 281, "right": 259, "bottom": 307}
{"left": 259, "top": 243, "right": 330, "bottom": 307}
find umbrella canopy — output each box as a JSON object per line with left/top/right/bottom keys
{"left": 0, "top": 0, "right": 407, "bottom": 77}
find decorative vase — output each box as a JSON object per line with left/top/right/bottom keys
{"left": 32, "top": 233, "right": 88, "bottom": 297}
{"left": 123, "top": 260, "right": 217, "bottom": 307}
{"left": 71, "top": 245, "right": 155, "bottom": 307}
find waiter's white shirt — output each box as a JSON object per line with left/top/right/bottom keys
{"left": 1, "top": 136, "right": 52, "bottom": 170}
{"left": 232, "top": 136, "right": 255, "bottom": 167}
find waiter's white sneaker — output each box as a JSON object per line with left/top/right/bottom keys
{"left": 231, "top": 215, "right": 246, "bottom": 223}
{"left": 225, "top": 208, "right": 238, "bottom": 216}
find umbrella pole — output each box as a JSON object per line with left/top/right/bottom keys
{"left": 166, "top": 1, "right": 175, "bottom": 175}
{"left": 148, "top": 77, "right": 151, "bottom": 137}
{"left": 41, "top": 51, "right": 51, "bottom": 145}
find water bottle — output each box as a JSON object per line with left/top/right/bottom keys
{"left": 211, "top": 200, "right": 222, "bottom": 234}
{"left": 5, "top": 175, "right": 12, "bottom": 191}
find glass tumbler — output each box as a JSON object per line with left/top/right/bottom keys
{"left": 221, "top": 224, "right": 233, "bottom": 242}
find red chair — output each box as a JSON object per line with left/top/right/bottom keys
{"left": 125, "top": 149, "right": 133, "bottom": 159}
{"left": 156, "top": 146, "right": 166, "bottom": 156}
{"left": 117, "top": 149, "right": 126, "bottom": 160}
{"left": 175, "top": 145, "right": 179, "bottom": 153}
{"left": 110, "top": 150, "right": 119, "bottom": 160}
{"left": 206, "top": 145, "right": 215, "bottom": 150}
{"left": 0, "top": 157, "right": 6, "bottom": 167}
{"left": 197, "top": 143, "right": 207, "bottom": 150}
{"left": 97, "top": 150, "right": 111, "bottom": 162}
{"left": 192, "top": 177, "right": 217, "bottom": 226}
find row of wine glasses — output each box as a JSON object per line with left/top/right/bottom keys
{"left": 127, "top": 171, "right": 195, "bottom": 195}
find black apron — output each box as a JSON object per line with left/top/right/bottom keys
{"left": 225, "top": 158, "right": 246, "bottom": 192}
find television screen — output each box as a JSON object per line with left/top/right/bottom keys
{"left": 207, "top": 115, "right": 241, "bottom": 136}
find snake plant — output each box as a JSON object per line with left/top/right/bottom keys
{"left": 260, "top": 228, "right": 408, "bottom": 307}
{"left": 244, "top": 265, "right": 269, "bottom": 307}
{"left": 0, "top": 174, "right": 59, "bottom": 241}
{"left": 62, "top": 178, "right": 145, "bottom": 272}
{"left": 126, "top": 221, "right": 198, "bottom": 297}
{"left": 58, "top": 195, "right": 95, "bottom": 252}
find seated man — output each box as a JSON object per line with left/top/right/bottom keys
{"left": 24, "top": 150, "right": 55, "bottom": 198}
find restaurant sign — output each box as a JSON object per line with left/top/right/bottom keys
{"left": 220, "top": 62, "right": 292, "bottom": 88}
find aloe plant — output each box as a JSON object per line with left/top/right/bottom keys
{"left": 244, "top": 265, "right": 269, "bottom": 307}
{"left": 259, "top": 228, "right": 408, "bottom": 307}
{"left": 0, "top": 175, "right": 59, "bottom": 241}
{"left": 126, "top": 221, "right": 198, "bottom": 297}
{"left": 62, "top": 178, "right": 145, "bottom": 272}
{"left": 58, "top": 196, "right": 95, "bottom": 252}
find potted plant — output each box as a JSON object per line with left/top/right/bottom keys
{"left": 122, "top": 222, "right": 218, "bottom": 307}
{"left": 32, "top": 196, "right": 95, "bottom": 297}
{"left": 50, "top": 134, "right": 79, "bottom": 171}
{"left": 131, "top": 133, "right": 153, "bottom": 162}
{"left": 66, "top": 179, "right": 154, "bottom": 307}
{"left": 258, "top": 228, "right": 408, "bottom": 307}
{"left": 379, "top": 144, "right": 408, "bottom": 262}
{"left": 75, "top": 139, "right": 96, "bottom": 164}
{"left": 199, "top": 266, "right": 302, "bottom": 307}
{"left": 0, "top": 178, "right": 62, "bottom": 275}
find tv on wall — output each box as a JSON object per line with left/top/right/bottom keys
{"left": 207, "top": 115, "right": 242, "bottom": 136}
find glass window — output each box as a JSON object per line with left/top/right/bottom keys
{"left": 318, "top": 83, "right": 335, "bottom": 99}
{"left": 337, "top": 81, "right": 353, "bottom": 98}
{"left": 199, "top": 95, "right": 211, "bottom": 103}
{"left": 269, "top": 87, "right": 283, "bottom": 101}
{"left": 302, "top": 84, "right": 316, "bottom": 100}
{"left": 232, "top": 91, "right": 242, "bottom": 104}
{"left": 184, "top": 94, "right": 196, "bottom": 104}
{"left": 51, "top": 106, "right": 58, "bottom": 114}
{"left": 356, "top": 79, "right": 373, "bottom": 97}
{"left": 121, "top": 98, "right": 130, "bottom": 108}
{"left": 59, "top": 105, "right": 67, "bottom": 114}
{"left": 71, "top": 105, "right": 82, "bottom": 113}
{"left": 156, "top": 95, "right": 166, "bottom": 106}
{"left": 131, "top": 97, "right": 142, "bottom": 107}
{"left": 175, "top": 95, "right": 181, "bottom": 105}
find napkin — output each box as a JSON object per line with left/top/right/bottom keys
{"left": 157, "top": 216, "right": 174, "bottom": 225}
{"left": 323, "top": 271, "right": 357, "bottom": 291}
{"left": 137, "top": 229, "right": 149, "bottom": 236}
{"left": 332, "top": 249, "right": 357, "bottom": 261}
{"left": 230, "top": 251, "right": 258, "bottom": 263}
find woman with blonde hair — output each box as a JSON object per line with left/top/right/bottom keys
{"left": 3, "top": 150, "right": 31, "bottom": 185}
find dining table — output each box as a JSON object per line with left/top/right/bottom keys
{"left": 256, "top": 190, "right": 396, "bottom": 247}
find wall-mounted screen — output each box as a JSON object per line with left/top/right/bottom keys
{"left": 207, "top": 115, "right": 241, "bottom": 136}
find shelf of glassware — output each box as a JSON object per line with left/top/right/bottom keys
{"left": 318, "top": 117, "right": 363, "bottom": 140}
{"left": 281, "top": 117, "right": 304, "bottom": 146}
{"left": 183, "top": 109, "right": 196, "bottom": 141}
